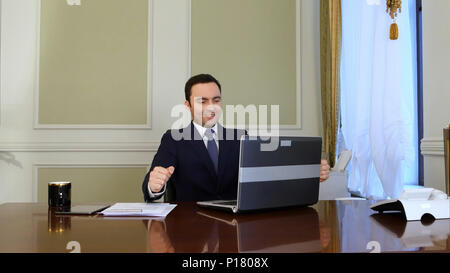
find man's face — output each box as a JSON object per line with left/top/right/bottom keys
{"left": 185, "top": 82, "right": 222, "bottom": 128}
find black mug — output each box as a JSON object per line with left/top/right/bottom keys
{"left": 48, "top": 182, "right": 71, "bottom": 208}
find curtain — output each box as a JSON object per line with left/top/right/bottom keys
{"left": 340, "top": 0, "right": 418, "bottom": 199}
{"left": 320, "top": 0, "right": 342, "bottom": 168}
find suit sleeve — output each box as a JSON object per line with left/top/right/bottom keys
{"left": 142, "top": 130, "right": 177, "bottom": 202}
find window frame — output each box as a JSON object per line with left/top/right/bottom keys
{"left": 416, "top": 0, "right": 424, "bottom": 186}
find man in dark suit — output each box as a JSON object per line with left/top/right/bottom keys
{"left": 142, "top": 74, "right": 330, "bottom": 202}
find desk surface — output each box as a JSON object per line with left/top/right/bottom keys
{"left": 0, "top": 201, "right": 448, "bottom": 253}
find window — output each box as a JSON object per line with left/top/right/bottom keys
{"left": 340, "top": 0, "right": 420, "bottom": 199}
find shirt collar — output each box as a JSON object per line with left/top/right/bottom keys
{"left": 192, "top": 121, "right": 218, "bottom": 138}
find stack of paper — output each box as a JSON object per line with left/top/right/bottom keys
{"left": 101, "top": 203, "right": 177, "bottom": 217}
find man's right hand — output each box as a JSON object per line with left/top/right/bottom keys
{"left": 149, "top": 166, "right": 175, "bottom": 193}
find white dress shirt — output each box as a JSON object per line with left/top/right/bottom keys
{"left": 192, "top": 121, "right": 219, "bottom": 151}
{"left": 148, "top": 122, "right": 220, "bottom": 198}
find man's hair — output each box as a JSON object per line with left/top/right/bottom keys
{"left": 184, "top": 74, "right": 221, "bottom": 103}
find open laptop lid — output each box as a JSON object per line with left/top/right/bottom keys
{"left": 236, "top": 136, "right": 322, "bottom": 212}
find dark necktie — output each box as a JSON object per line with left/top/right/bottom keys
{"left": 205, "top": 128, "right": 219, "bottom": 173}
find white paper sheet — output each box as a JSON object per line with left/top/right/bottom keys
{"left": 101, "top": 203, "right": 177, "bottom": 217}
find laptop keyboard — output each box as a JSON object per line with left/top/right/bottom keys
{"left": 212, "top": 200, "right": 237, "bottom": 206}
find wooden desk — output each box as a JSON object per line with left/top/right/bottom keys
{"left": 0, "top": 201, "right": 448, "bottom": 253}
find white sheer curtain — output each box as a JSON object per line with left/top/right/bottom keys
{"left": 340, "top": 0, "right": 418, "bottom": 199}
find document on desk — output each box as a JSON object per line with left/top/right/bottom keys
{"left": 101, "top": 203, "right": 177, "bottom": 217}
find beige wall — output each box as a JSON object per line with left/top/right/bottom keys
{"left": 0, "top": 0, "right": 322, "bottom": 203}
{"left": 38, "top": 0, "right": 149, "bottom": 126}
{"left": 37, "top": 167, "right": 148, "bottom": 203}
{"left": 422, "top": 0, "right": 450, "bottom": 191}
{"left": 192, "top": 0, "right": 298, "bottom": 126}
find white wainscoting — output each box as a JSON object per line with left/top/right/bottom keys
{"left": 421, "top": 138, "right": 445, "bottom": 156}
{"left": 421, "top": 137, "right": 446, "bottom": 192}
{"left": 0, "top": 142, "right": 160, "bottom": 152}
{"left": 0, "top": 0, "right": 322, "bottom": 203}
{"left": 32, "top": 163, "right": 150, "bottom": 202}
{"left": 0, "top": 150, "right": 155, "bottom": 203}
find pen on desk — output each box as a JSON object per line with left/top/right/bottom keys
{"left": 104, "top": 209, "right": 143, "bottom": 213}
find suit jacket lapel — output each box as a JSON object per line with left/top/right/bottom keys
{"left": 217, "top": 124, "right": 230, "bottom": 179}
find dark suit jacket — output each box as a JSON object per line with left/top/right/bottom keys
{"left": 142, "top": 122, "right": 246, "bottom": 202}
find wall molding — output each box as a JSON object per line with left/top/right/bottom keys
{"left": 0, "top": 0, "right": 2, "bottom": 128}
{"left": 0, "top": 141, "right": 160, "bottom": 152}
{"left": 421, "top": 137, "right": 444, "bottom": 156}
{"left": 33, "top": 0, "right": 154, "bottom": 130}
{"left": 188, "top": 0, "right": 302, "bottom": 130}
{"left": 187, "top": 0, "right": 192, "bottom": 80}
{"left": 32, "top": 163, "right": 149, "bottom": 202}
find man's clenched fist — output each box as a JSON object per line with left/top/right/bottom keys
{"left": 149, "top": 166, "right": 175, "bottom": 193}
{"left": 320, "top": 160, "right": 330, "bottom": 183}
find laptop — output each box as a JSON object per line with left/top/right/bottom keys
{"left": 197, "top": 136, "right": 322, "bottom": 213}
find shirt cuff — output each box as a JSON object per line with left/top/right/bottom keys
{"left": 148, "top": 183, "right": 166, "bottom": 199}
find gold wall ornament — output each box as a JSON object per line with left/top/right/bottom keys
{"left": 386, "top": 0, "right": 402, "bottom": 40}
